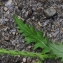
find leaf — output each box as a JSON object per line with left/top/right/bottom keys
{"left": 49, "top": 42, "right": 63, "bottom": 61}
{"left": 14, "top": 14, "right": 63, "bottom": 61}
{"left": 42, "top": 47, "right": 50, "bottom": 54}
{"left": 14, "top": 14, "right": 50, "bottom": 53}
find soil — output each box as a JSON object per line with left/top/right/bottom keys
{"left": 0, "top": 0, "right": 63, "bottom": 63}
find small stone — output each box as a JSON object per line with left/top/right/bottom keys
{"left": 44, "top": 7, "right": 56, "bottom": 18}
{"left": 0, "top": 40, "right": 1, "bottom": 42}
{"left": 18, "top": 4, "right": 23, "bottom": 10}
{"left": 12, "top": 31, "right": 16, "bottom": 35}
{"left": 62, "top": 28, "right": 63, "bottom": 32}
{"left": 27, "top": 57, "right": 31, "bottom": 63}
{"left": 0, "top": 24, "right": 3, "bottom": 29}
{"left": 24, "top": 8, "right": 33, "bottom": 19}
{"left": 27, "top": 60, "right": 31, "bottom": 63}
{"left": 31, "top": 16, "right": 35, "bottom": 20}
{"left": 38, "top": 22, "right": 42, "bottom": 26}
{"left": 28, "top": 9, "right": 33, "bottom": 16}
{"left": 4, "top": 36, "right": 9, "bottom": 41}
{"left": 37, "top": 7, "right": 42, "bottom": 13}
{"left": 59, "top": 0, "right": 63, "bottom": 3}
{"left": 48, "top": 34, "right": 52, "bottom": 38}
{"left": 4, "top": 6, "right": 8, "bottom": 12}
{"left": 6, "top": 10, "right": 10, "bottom": 14}
{"left": 18, "top": 16, "right": 21, "bottom": 19}
{"left": 23, "top": 58, "right": 26, "bottom": 62}
{"left": 14, "top": 1, "right": 17, "bottom": 5}
{"left": 0, "top": 1, "right": 3, "bottom": 6}
{"left": 5, "top": 0, "right": 12, "bottom": 6}
{"left": 32, "top": 60, "right": 37, "bottom": 63}
{"left": 4, "top": 26, "right": 10, "bottom": 31}
{"left": 27, "top": 46, "right": 32, "bottom": 49}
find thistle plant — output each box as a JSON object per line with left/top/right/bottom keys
{"left": 0, "top": 14, "right": 63, "bottom": 63}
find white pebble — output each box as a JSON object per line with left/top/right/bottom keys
{"left": 23, "top": 58, "right": 26, "bottom": 62}
{"left": 5, "top": 0, "right": 12, "bottom": 6}
{"left": 4, "top": 7, "right": 8, "bottom": 11}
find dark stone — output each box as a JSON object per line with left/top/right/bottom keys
{"left": 18, "top": 4, "right": 23, "bottom": 10}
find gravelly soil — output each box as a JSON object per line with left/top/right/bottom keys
{"left": 0, "top": 0, "right": 63, "bottom": 63}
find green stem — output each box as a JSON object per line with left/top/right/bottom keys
{"left": 0, "top": 48, "right": 56, "bottom": 63}
{"left": 0, "top": 48, "right": 48, "bottom": 59}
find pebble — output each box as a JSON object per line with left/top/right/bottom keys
{"left": 0, "top": 1, "right": 3, "bottom": 6}
{"left": 36, "top": 7, "right": 42, "bottom": 13}
{"left": 27, "top": 46, "right": 32, "bottom": 49}
{"left": 12, "top": 31, "right": 16, "bottom": 35}
{"left": 5, "top": 0, "right": 12, "bottom": 6}
{"left": 59, "top": 0, "right": 63, "bottom": 3}
{"left": 32, "top": 60, "right": 37, "bottom": 63}
{"left": 27, "top": 60, "right": 31, "bottom": 63}
{"left": 4, "top": 36, "right": 9, "bottom": 41}
{"left": 17, "top": 15, "right": 21, "bottom": 19}
{"left": 28, "top": 9, "right": 33, "bottom": 17}
{"left": 24, "top": 9, "right": 33, "bottom": 19}
{"left": 0, "top": 24, "right": 3, "bottom": 29}
{"left": 4, "top": 6, "right": 8, "bottom": 12}
{"left": 62, "top": 28, "right": 63, "bottom": 32}
{"left": 48, "top": 34, "right": 52, "bottom": 38}
{"left": 3, "top": 26, "right": 10, "bottom": 31}
{"left": 38, "top": 22, "right": 42, "bottom": 26}
{"left": 27, "top": 57, "right": 31, "bottom": 63}
{"left": 14, "top": 1, "right": 17, "bottom": 5}
{"left": 23, "top": 58, "right": 26, "bottom": 62}
{"left": 6, "top": 10, "right": 10, "bottom": 14}
{"left": 25, "top": 11, "right": 28, "bottom": 18}
{"left": 18, "top": 4, "right": 23, "bottom": 10}
{"left": 0, "top": 40, "right": 1, "bottom": 42}
{"left": 10, "top": 29, "right": 16, "bottom": 35}
{"left": 44, "top": 7, "right": 56, "bottom": 18}
{"left": 31, "top": 16, "right": 35, "bottom": 20}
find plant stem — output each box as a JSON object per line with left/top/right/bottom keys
{"left": 0, "top": 48, "right": 48, "bottom": 59}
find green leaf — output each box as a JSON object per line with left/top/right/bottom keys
{"left": 42, "top": 47, "right": 50, "bottom": 54}
{"left": 49, "top": 42, "right": 63, "bottom": 61}
{"left": 14, "top": 14, "right": 63, "bottom": 62}
{"left": 14, "top": 14, "right": 50, "bottom": 53}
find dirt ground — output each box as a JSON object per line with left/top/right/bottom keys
{"left": 0, "top": 0, "right": 63, "bottom": 63}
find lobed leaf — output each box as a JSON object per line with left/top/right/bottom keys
{"left": 14, "top": 14, "right": 50, "bottom": 54}
{"left": 14, "top": 14, "right": 63, "bottom": 62}
{"left": 49, "top": 42, "right": 63, "bottom": 61}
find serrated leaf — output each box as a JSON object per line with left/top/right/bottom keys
{"left": 42, "top": 47, "right": 50, "bottom": 54}
{"left": 34, "top": 42, "right": 43, "bottom": 50}
{"left": 24, "top": 37, "right": 36, "bottom": 44}
{"left": 14, "top": 14, "right": 49, "bottom": 52}
{"left": 14, "top": 14, "right": 63, "bottom": 62}
{"left": 49, "top": 42, "right": 63, "bottom": 61}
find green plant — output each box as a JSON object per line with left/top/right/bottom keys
{"left": 0, "top": 14, "right": 63, "bottom": 63}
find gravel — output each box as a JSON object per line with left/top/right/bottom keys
{"left": 0, "top": 0, "right": 63, "bottom": 63}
